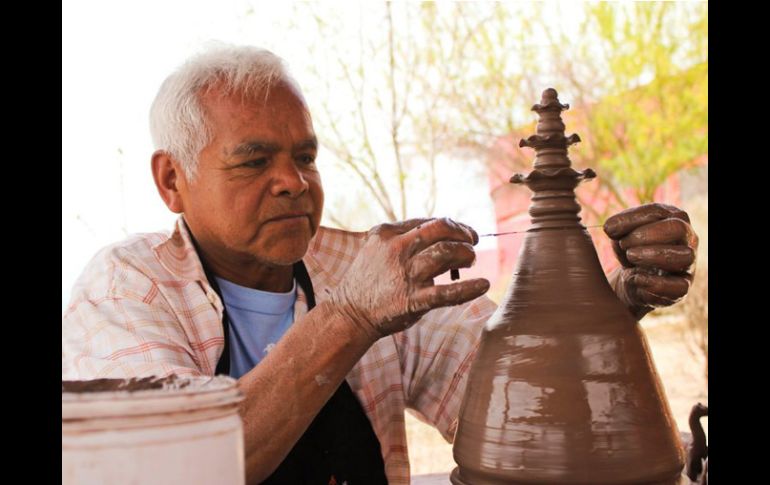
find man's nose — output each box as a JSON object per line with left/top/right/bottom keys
{"left": 270, "top": 157, "right": 309, "bottom": 198}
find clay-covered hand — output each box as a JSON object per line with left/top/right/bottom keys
{"left": 603, "top": 203, "right": 698, "bottom": 320}
{"left": 330, "top": 218, "right": 490, "bottom": 342}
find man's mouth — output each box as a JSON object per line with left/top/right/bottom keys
{"left": 266, "top": 213, "right": 309, "bottom": 223}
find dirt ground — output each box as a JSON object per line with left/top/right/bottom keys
{"left": 405, "top": 313, "right": 708, "bottom": 475}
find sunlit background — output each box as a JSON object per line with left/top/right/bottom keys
{"left": 63, "top": 0, "right": 707, "bottom": 475}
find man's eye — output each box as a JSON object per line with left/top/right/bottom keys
{"left": 298, "top": 154, "right": 316, "bottom": 165}
{"left": 241, "top": 158, "right": 268, "bottom": 168}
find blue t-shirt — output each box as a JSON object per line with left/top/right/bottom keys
{"left": 214, "top": 276, "right": 297, "bottom": 379}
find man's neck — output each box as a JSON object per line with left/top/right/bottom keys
{"left": 206, "top": 254, "right": 294, "bottom": 293}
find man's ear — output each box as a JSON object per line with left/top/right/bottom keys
{"left": 151, "top": 150, "right": 187, "bottom": 214}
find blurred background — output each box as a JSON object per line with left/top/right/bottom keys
{"left": 63, "top": 0, "right": 707, "bottom": 475}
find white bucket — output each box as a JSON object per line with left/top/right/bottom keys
{"left": 62, "top": 376, "right": 245, "bottom": 485}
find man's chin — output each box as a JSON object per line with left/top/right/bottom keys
{"left": 257, "top": 243, "right": 310, "bottom": 266}
{"left": 255, "top": 224, "right": 315, "bottom": 264}
{"left": 266, "top": 254, "right": 307, "bottom": 266}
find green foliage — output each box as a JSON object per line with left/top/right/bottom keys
{"left": 595, "top": 62, "right": 708, "bottom": 202}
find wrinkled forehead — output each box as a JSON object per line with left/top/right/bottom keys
{"left": 196, "top": 78, "right": 315, "bottom": 146}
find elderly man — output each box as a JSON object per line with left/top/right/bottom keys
{"left": 62, "top": 46, "right": 698, "bottom": 485}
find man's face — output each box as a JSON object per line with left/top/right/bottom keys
{"left": 177, "top": 81, "right": 324, "bottom": 269}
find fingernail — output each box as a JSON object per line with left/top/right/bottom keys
{"left": 604, "top": 220, "right": 618, "bottom": 237}
{"left": 626, "top": 248, "right": 642, "bottom": 264}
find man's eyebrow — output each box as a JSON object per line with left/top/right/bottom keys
{"left": 229, "top": 141, "right": 281, "bottom": 157}
{"left": 293, "top": 137, "right": 318, "bottom": 152}
{"left": 228, "top": 137, "right": 318, "bottom": 157}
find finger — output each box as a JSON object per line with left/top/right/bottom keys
{"left": 409, "top": 278, "right": 490, "bottom": 313}
{"left": 371, "top": 218, "right": 434, "bottom": 238}
{"left": 612, "top": 239, "right": 632, "bottom": 268}
{"left": 456, "top": 221, "right": 480, "bottom": 245}
{"left": 408, "top": 241, "right": 476, "bottom": 281}
{"left": 630, "top": 271, "right": 691, "bottom": 304}
{"left": 618, "top": 218, "right": 696, "bottom": 251}
{"left": 402, "top": 217, "right": 478, "bottom": 256}
{"left": 626, "top": 245, "right": 696, "bottom": 273}
{"left": 604, "top": 203, "right": 690, "bottom": 239}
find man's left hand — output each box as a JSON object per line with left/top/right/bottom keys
{"left": 603, "top": 203, "right": 699, "bottom": 320}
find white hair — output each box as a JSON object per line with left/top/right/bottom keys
{"left": 149, "top": 44, "right": 303, "bottom": 180}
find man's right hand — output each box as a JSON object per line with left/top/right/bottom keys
{"left": 329, "top": 218, "right": 490, "bottom": 342}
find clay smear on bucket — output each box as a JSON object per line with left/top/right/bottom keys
{"left": 62, "top": 375, "right": 191, "bottom": 393}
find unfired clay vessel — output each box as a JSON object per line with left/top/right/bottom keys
{"left": 450, "top": 89, "right": 685, "bottom": 485}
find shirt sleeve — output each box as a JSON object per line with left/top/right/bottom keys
{"left": 62, "top": 249, "right": 205, "bottom": 380}
{"left": 395, "top": 295, "right": 497, "bottom": 443}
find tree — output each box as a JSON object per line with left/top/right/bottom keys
{"left": 412, "top": 2, "right": 708, "bottom": 215}
{"left": 286, "top": 2, "right": 451, "bottom": 228}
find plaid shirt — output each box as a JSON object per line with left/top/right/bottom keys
{"left": 62, "top": 215, "right": 497, "bottom": 484}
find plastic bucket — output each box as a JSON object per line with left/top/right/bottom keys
{"left": 62, "top": 375, "right": 244, "bottom": 485}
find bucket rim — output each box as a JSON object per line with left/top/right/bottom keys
{"left": 62, "top": 375, "right": 243, "bottom": 421}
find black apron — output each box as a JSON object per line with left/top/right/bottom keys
{"left": 204, "top": 259, "right": 388, "bottom": 485}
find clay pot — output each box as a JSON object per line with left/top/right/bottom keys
{"left": 451, "top": 89, "right": 684, "bottom": 485}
